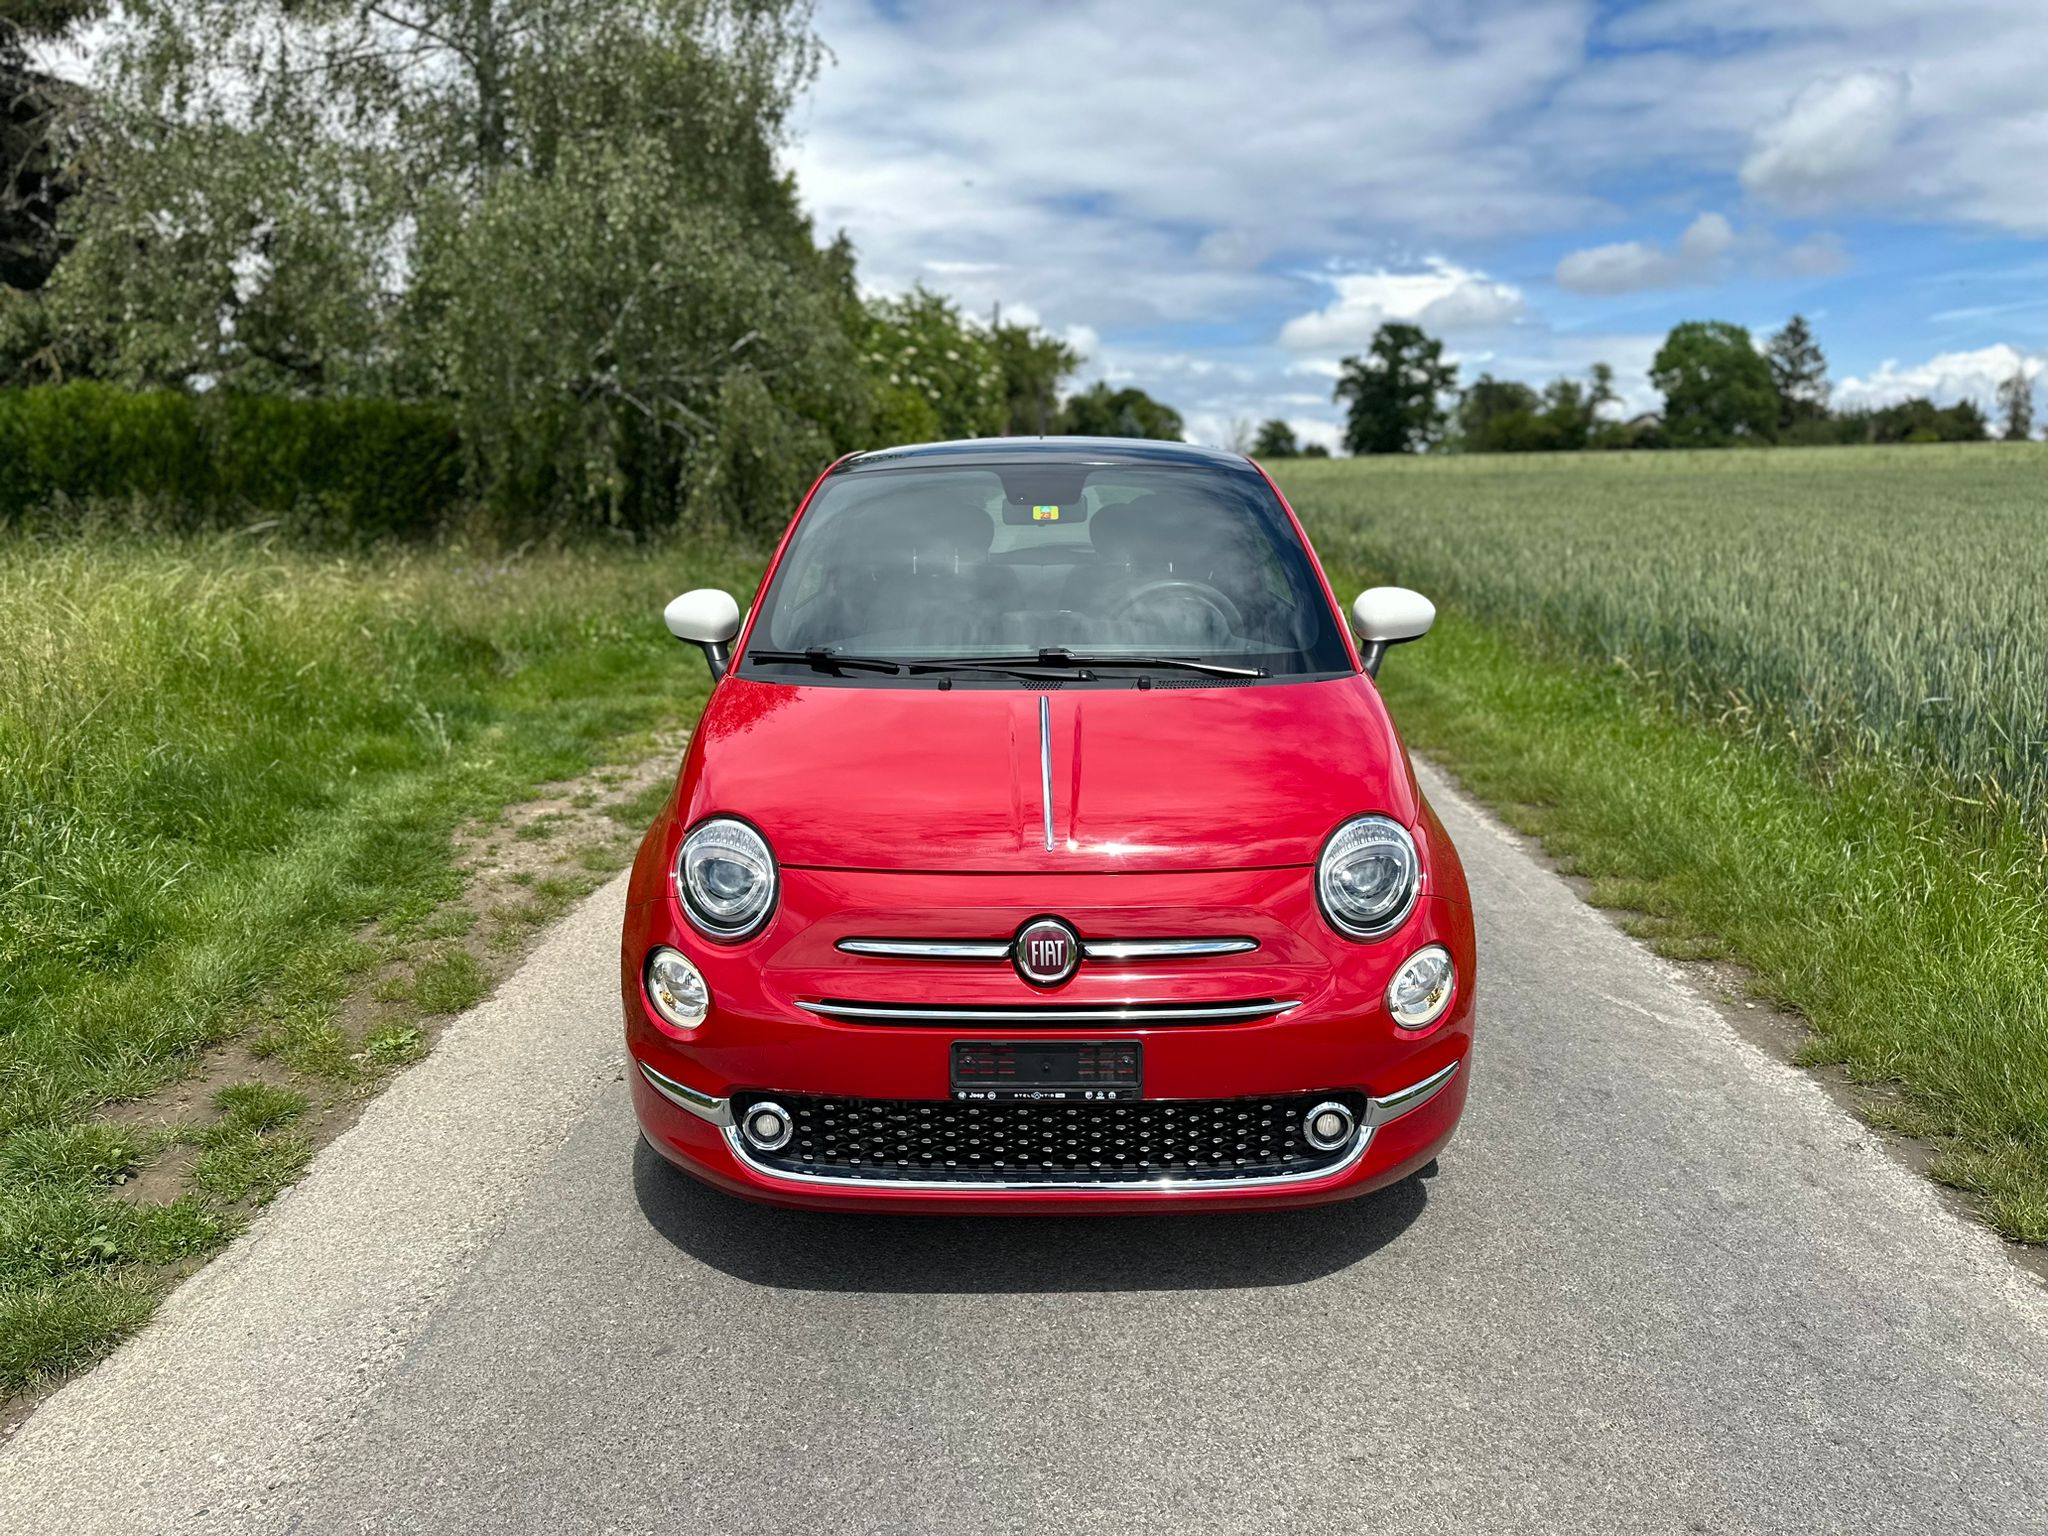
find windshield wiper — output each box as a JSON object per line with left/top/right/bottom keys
{"left": 748, "top": 648, "right": 1086, "bottom": 682}
{"left": 747, "top": 648, "right": 906, "bottom": 675}
{"left": 1023, "top": 648, "right": 1268, "bottom": 679}
{"left": 902, "top": 658, "right": 1094, "bottom": 682}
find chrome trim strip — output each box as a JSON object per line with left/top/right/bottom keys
{"left": 835, "top": 938, "right": 1014, "bottom": 959}
{"left": 799, "top": 998, "right": 1300, "bottom": 1024}
{"left": 1363, "top": 1058, "right": 1460, "bottom": 1127}
{"left": 1038, "top": 694, "right": 1055, "bottom": 851}
{"left": 717, "top": 1057, "right": 1462, "bottom": 1193}
{"left": 635, "top": 1060, "right": 733, "bottom": 1127}
{"left": 1080, "top": 937, "right": 1259, "bottom": 960}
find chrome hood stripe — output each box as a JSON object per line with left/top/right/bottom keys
{"left": 1039, "top": 694, "right": 1055, "bottom": 851}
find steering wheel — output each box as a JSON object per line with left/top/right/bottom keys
{"left": 1112, "top": 578, "right": 1244, "bottom": 639}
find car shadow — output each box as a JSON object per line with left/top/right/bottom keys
{"left": 630, "top": 1137, "right": 1433, "bottom": 1293}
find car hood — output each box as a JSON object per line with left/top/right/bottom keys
{"left": 684, "top": 674, "right": 1419, "bottom": 874}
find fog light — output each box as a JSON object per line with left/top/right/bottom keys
{"left": 644, "top": 947, "right": 710, "bottom": 1031}
{"left": 1386, "top": 944, "right": 1455, "bottom": 1030}
{"left": 1302, "top": 1101, "right": 1356, "bottom": 1152}
{"left": 741, "top": 1101, "right": 793, "bottom": 1152}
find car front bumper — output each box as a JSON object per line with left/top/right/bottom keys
{"left": 631, "top": 1048, "right": 1467, "bottom": 1214}
{"left": 622, "top": 865, "right": 1475, "bottom": 1214}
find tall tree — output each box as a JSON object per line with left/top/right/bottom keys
{"left": 1996, "top": 369, "right": 2036, "bottom": 442}
{"left": 0, "top": 1, "right": 100, "bottom": 294}
{"left": 1334, "top": 323, "right": 1456, "bottom": 455}
{"left": 1058, "top": 382, "right": 1183, "bottom": 440}
{"left": 862, "top": 286, "right": 1005, "bottom": 444}
{"left": 1765, "top": 314, "right": 1830, "bottom": 427}
{"left": 1651, "top": 321, "right": 1779, "bottom": 447}
{"left": 1454, "top": 375, "right": 1540, "bottom": 452}
{"left": 25, "top": 0, "right": 858, "bottom": 532}
{"left": 1252, "top": 418, "right": 1299, "bottom": 458}
{"left": 990, "top": 318, "right": 1081, "bottom": 436}
{"left": 1588, "top": 361, "right": 1620, "bottom": 419}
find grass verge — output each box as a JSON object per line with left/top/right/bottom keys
{"left": 1, "top": 532, "right": 756, "bottom": 1400}
{"left": 1355, "top": 608, "right": 2048, "bottom": 1245}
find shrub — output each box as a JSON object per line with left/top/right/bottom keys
{"left": 0, "top": 384, "right": 464, "bottom": 537}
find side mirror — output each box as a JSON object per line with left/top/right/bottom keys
{"left": 1350, "top": 587, "right": 1435, "bottom": 677}
{"left": 664, "top": 588, "right": 742, "bottom": 679}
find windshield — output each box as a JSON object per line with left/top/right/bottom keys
{"left": 740, "top": 459, "right": 1352, "bottom": 682}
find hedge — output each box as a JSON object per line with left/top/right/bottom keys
{"left": 0, "top": 384, "right": 465, "bottom": 538}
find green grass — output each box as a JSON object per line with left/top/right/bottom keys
{"left": 0, "top": 531, "right": 755, "bottom": 1394}
{"left": 1277, "top": 446, "right": 2048, "bottom": 1242}
{"left": 1280, "top": 444, "right": 2048, "bottom": 825}
{"left": 6, "top": 442, "right": 2045, "bottom": 1393}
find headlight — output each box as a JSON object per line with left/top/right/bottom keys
{"left": 644, "top": 947, "right": 710, "bottom": 1030}
{"left": 1386, "top": 944, "right": 1454, "bottom": 1029}
{"left": 676, "top": 816, "right": 777, "bottom": 939}
{"left": 1316, "top": 814, "right": 1419, "bottom": 939}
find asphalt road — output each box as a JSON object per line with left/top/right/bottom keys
{"left": 6, "top": 763, "right": 2047, "bottom": 1536}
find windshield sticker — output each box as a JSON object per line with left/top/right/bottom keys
{"left": 1031, "top": 504, "right": 1061, "bottom": 521}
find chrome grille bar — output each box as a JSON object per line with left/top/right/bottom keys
{"left": 835, "top": 936, "right": 1259, "bottom": 961}
{"left": 799, "top": 998, "right": 1298, "bottom": 1025}
{"left": 835, "top": 939, "right": 1013, "bottom": 959}
{"left": 1082, "top": 937, "right": 1258, "bottom": 960}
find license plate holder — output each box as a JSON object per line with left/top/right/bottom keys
{"left": 951, "top": 1041, "right": 1141, "bottom": 1102}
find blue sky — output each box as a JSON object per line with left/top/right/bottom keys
{"left": 789, "top": 0, "right": 2048, "bottom": 447}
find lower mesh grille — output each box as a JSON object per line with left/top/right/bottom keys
{"left": 731, "top": 1091, "right": 1365, "bottom": 1185}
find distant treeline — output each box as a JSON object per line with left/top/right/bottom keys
{"left": 1280, "top": 315, "right": 2037, "bottom": 457}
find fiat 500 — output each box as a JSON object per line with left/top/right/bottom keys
{"left": 622, "top": 437, "right": 1474, "bottom": 1212}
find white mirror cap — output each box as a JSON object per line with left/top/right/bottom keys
{"left": 664, "top": 588, "right": 742, "bottom": 645}
{"left": 1352, "top": 586, "right": 1436, "bottom": 644}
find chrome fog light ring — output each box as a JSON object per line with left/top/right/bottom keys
{"left": 739, "top": 1100, "right": 795, "bottom": 1152}
{"left": 1301, "top": 1100, "right": 1357, "bottom": 1152}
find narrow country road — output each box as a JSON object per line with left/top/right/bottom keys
{"left": 5, "top": 764, "right": 2046, "bottom": 1536}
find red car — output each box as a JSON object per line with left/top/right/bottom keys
{"left": 623, "top": 437, "right": 1473, "bottom": 1212}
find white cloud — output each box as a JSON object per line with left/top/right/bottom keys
{"left": 1555, "top": 213, "right": 1848, "bottom": 294}
{"left": 794, "top": 0, "right": 1601, "bottom": 336}
{"left": 1781, "top": 233, "right": 1849, "bottom": 277}
{"left": 778, "top": 0, "right": 2048, "bottom": 449}
{"left": 1546, "top": 5, "right": 2048, "bottom": 235}
{"left": 1833, "top": 344, "right": 2042, "bottom": 412}
{"left": 1288, "top": 418, "right": 1344, "bottom": 454}
{"left": 1741, "top": 71, "right": 1912, "bottom": 211}
{"left": 1277, "top": 260, "right": 1526, "bottom": 351}
{"left": 1555, "top": 212, "right": 1736, "bottom": 294}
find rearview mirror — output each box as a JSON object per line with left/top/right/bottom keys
{"left": 1350, "top": 587, "right": 1435, "bottom": 677}
{"left": 664, "top": 588, "right": 742, "bottom": 679}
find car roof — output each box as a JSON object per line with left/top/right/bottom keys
{"left": 839, "top": 436, "right": 1253, "bottom": 474}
